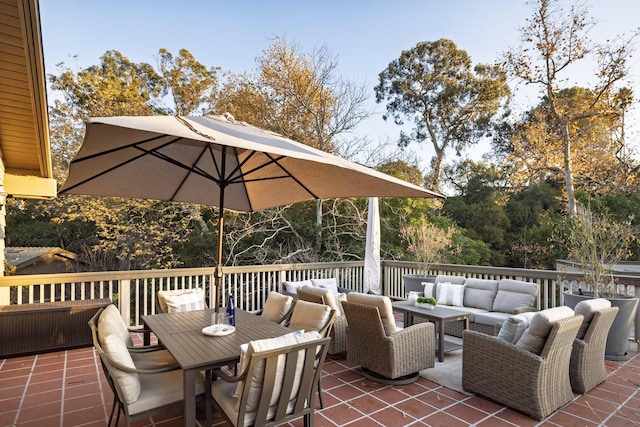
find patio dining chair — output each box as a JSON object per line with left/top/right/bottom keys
{"left": 260, "top": 291, "right": 295, "bottom": 324}
{"left": 89, "top": 308, "right": 205, "bottom": 426}
{"left": 287, "top": 300, "right": 336, "bottom": 408}
{"left": 208, "top": 332, "right": 331, "bottom": 427}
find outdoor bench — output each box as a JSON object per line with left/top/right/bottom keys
{"left": 0, "top": 298, "right": 111, "bottom": 358}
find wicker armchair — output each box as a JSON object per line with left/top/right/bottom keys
{"left": 570, "top": 306, "right": 619, "bottom": 393}
{"left": 462, "top": 314, "right": 583, "bottom": 420}
{"left": 342, "top": 293, "right": 435, "bottom": 384}
{"left": 296, "top": 286, "right": 347, "bottom": 355}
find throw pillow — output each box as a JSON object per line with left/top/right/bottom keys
{"left": 573, "top": 298, "right": 611, "bottom": 339}
{"left": 497, "top": 311, "right": 537, "bottom": 344}
{"left": 436, "top": 282, "right": 464, "bottom": 307}
{"left": 422, "top": 282, "right": 435, "bottom": 298}
{"left": 311, "top": 278, "right": 339, "bottom": 294}
{"left": 282, "top": 280, "right": 312, "bottom": 295}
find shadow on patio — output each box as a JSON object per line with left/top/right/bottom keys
{"left": 1, "top": 337, "right": 638, "bottom": 427}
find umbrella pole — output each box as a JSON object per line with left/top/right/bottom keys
{"left": 214, "top": 147, "right": 226, "bottom": 314}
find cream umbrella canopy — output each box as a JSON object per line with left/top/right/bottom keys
{"left": 60, "top": 115, "right": 443, "bottom": 309}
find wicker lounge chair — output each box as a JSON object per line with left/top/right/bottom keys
{"left": 296, "top": 285, "right": 347, "bottom": 355}
{"left": 462, "top": 312, "right": 583, "bottom": 420}
{"left": 342, "top": 292, "right": 435, "bottom": 384}
{"left": 570, "top": 300, "right": 619, "bottom": 393}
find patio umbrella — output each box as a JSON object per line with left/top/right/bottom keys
{"left": 59, "top": 114, "right": 443, "bottom": 309}
{"left": 363, "top": 197, "right": 381, "bottom": 294}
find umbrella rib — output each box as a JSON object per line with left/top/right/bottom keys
{"left": 60, "top": 135, "right": 185, "bottom": 193}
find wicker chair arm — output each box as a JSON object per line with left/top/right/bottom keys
{"left": 463, "top": 329, "right": 543, "bottom": 366}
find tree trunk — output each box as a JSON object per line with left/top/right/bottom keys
{"left": 561, "top": 121, "right": 577, "bottom": 217}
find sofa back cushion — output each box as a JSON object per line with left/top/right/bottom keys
{"left": 492, "top": 279, "right": 538, "bottom": 314}
{"left": 311, "top": 278, "right": 339, "bottom": 294}
{"left": 573, "top": 298, "right": 612, "bottom": 339}
{"left": 515, "top": 306, "right": 574, "bottom": 354}
{"left": 346, "top": 292, "right": 397, "bottom": 335}
{"left": 282, "top": 280, "right": 312, "bottom": 295}
{"left": 462, "top": 278, "right": 499, "bottom": 311}
{"left": 435, "top": 275, "right": 466, "bottom": 286}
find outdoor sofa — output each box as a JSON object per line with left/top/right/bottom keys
{"left": 0, "top": 298, "right": 111, "bottom": 358}
{"left": 408, "top": 274, "right": 539, "bottom": 337}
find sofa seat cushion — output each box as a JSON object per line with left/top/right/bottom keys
{"left": 573, "top": 298, "right": 612, "bottom": 339}
{"left": 492, "top": 279, "right": 538, "bottom": 314}
{"left": 463, "top": 278, "right": 499, "bottom": 311}
{"left": 473, "top": 311, "right": 511, "bottom": 327}
{"left": 515, "top": 306, "right": 575, "bottom": 354}
{"left": 433, "top": 305, "right": 485, "bottom": 322}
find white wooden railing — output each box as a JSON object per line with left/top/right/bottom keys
{"left": 1, "top": 261, "right": 637, "bottom": 344}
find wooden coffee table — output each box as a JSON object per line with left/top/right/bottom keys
{"left": 392, "top": 301, "right": 470, "bottom": 362}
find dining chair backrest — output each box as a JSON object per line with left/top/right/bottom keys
{"left": 261, "top": 291, "right": 295, "bottom": 324}
{"left": 209, "top": 333, "right": 331, "bottom": 427}
{"left": 288, "top": 300, "right": 336, "bottom": 338}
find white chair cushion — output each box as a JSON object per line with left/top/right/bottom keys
{"left": 98, "top": 304, "right": 133, "bottom": 347}
{"left": 159, "top": 289, "right": 205, "bottom": 313}
{"left": 288, "top": 300, "right": 332, "bottom": 333}
{"left": 346, "top": 292, "right": 397, "bottom": 335}
{"left": 573, "top": 298, "right": 611, "bottom": 339}
{"left": 436, "top": 282, "right": 465, "bottom": 307}
{"left": 232, "top": 331, "right": 321, "bottom": 412}
{"left": 261, "top": 291, "right": 293, "bottom": 322}
{"left": 515, "top": 306, "right": 575, "bottom": 354}
{"left": 129, "top": 369, "right": 205, "bottom": 416}
{"left": 282, "top": 280, "right": 312, "bottom": 295}
{"left": 157, "top": 288, "right": 205, "bottom": 313}
{"left": 299, "top": 285, "right": 344, "bottom": 316}
{"left": 102, "top": 333, "right": 140, "bottom": 404}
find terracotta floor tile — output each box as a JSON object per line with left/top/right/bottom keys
{"left": 546, "top": 409, "right": 599, "bottom": 426}
{"left": 329, "top": 383, "right": 368, "bottom": 401}
{"left": 603, "top": 413, "right": 640, "bottom": 427}
{"left": 463, "top": 395, "right": 504, "bottom": 414}
{"left": 320, "top": 402, "right": 365, "bottom": 426}
{"left": 370, "top": 386, "right": 411, "bottom": 405}
{"left": 62, "top": 405, "right": 107, "bottom": 426}
{"left": 422, "top": 410, "right": 469, "bottom": 427}
{"left": 394, "top": 396, "right": 438, "bottom": 419}
{"left": 63, "top": 393, "right": 105, "bottom": 413}
{"left": 415, "top": 390, "right": 457, "bottom": 409}
{"left": 0, "top": 384, "right": 26, "bottom": 400}
{"left": 320, "top": 373, "right": 345, "bottom": 389}
{"left": 369, "top": 405, "right": 418, "bottom": 426}
{"left": 16, "top": 401, "right": 61, "bottom": 423}
{"left": 0, "top": 410, "right": 18, "bottom": 427}
{"left": 394, "top": 380, "right": 430, "bottom": 397}
{"left": 20, "top": 389, "right": 61, "bottom": 408}
{"left": 445, "top": 402, "right": 489, "bottom": 424}
{"left": 347, "top": 393, "right": 387, "bottom": 414}
{"left": 26, "top": 378, "right": 62, "bottom": 394}
{"left": 343, "top": 416, "right": 384, "bottom": 426}
{"left": 11, "top": 414, "right": 60, "bottom": 427}
{"left": 475, "top": 415, "right": 518, "bottom": 426}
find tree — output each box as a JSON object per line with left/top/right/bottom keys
{"left": 217, "top": 37, "right": 372, "bottom": 255}
{"left": 503, "top": 0, "right": 637, "bottom": 216}
{"left": 374, "top": 38, "right": 510, "bottom": 190}
{"left": 157, "top": 48, "right": 220, "bottom": 115}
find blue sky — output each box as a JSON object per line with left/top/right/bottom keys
{"left": 39, "top": 0, "right": 640, "bottom": 168}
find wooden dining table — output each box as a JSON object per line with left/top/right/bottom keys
{"left": 142, "top": 308, "right": 292, "bottom": 426}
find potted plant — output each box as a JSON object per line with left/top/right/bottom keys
{"left": 402, "top": 223, "right": 453, "bottom": 295}
{"left": 416, "top": 296, "right": 438, "bottom": 309}
{"left": 561, "top": 205, "right": 639, "bottom": 360}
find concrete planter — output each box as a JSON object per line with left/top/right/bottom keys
{"left": 403, "top": 274, "right": 437, "bottom": 297}
{"left": 563, "top": 291, "right": 639, "bottom": 361}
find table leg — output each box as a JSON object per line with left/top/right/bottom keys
{"left": 183, "top": 369, "right": 196, "bottom": 427}
{"left": 438, "top": 319, "right": 444, "bottom": 362}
